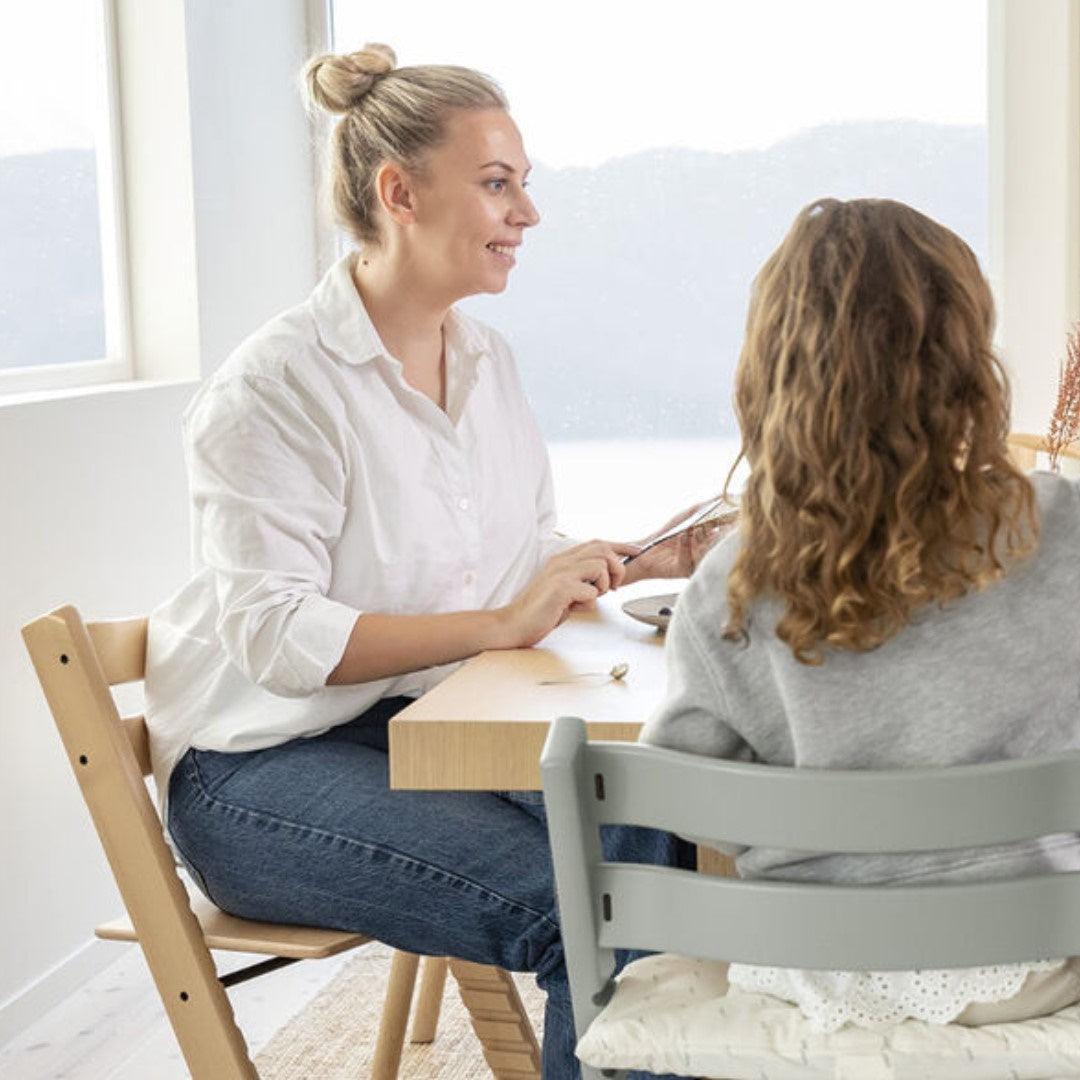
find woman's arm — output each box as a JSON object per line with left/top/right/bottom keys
{"left": 622, "top": 498, "right": 738, "bottom": 584}
{"left": 327, "top": 539, "right": 637, "bottom": 684}
{"left": 190, "top": 368, "right": 638, "bottom": 693}
{"left": 327, "top": 609, "right": 509, "bottom": 684}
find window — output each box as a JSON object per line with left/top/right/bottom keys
{"left": 330, "top": 1, "right": 987, "bottom": 540}
{"left": 0, "top": 0, "right": 129, "bottom": 395}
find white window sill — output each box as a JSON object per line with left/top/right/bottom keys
{"left": 0, "top": 377, "right": 199, "bottom": 412}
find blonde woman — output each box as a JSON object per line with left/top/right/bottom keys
{"left": 642, "top": 198, "right": 1080, "bottom": 1030}
{"left": 147, "top": 44, "right": 697, "bottom": 1079}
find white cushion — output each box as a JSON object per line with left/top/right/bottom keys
{"left": 575, "top": 954, "right": 1080, "bottom": 1079}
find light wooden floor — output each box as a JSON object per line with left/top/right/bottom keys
{"left": 0, "top": 943, "right": 355, "bottom": 1079}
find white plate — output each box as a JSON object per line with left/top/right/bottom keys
{"left": 621, "top": 593, "right": 679, "bottom": 630}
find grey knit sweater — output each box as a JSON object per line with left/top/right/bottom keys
{"left": 640, "top": 470, "right": 1080, "bottom": 884}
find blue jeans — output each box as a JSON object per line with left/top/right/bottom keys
{"left": 167, "top": 697, "right": 695, "bottom": 1079}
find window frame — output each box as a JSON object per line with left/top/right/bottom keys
{"left": 4, "top": 2, "right": 1075, "bottom": 414}
{"left": 321, "top": 0, "right": 1080, "bottom": 444}
{"left": 0, "top": 0, "right": 133, "bottom": 396}
{"left": 989, "top": 0, "right": 1080, "bottom": 435}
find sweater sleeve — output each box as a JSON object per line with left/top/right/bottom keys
{"left": 639, "top": 573, "right": 751, "bottom": 761}
{"left": 639, "top": 575, "right": 752, "bottom": 855}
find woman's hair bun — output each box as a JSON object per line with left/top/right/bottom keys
{"left": 304, "top": 43, "right": 397, "bottom": 114}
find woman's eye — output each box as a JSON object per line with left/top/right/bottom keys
{"left": 485, "top": 179, "right": 507, "bottom": 193}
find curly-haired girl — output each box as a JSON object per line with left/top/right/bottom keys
{"left": 642, "top": 197, "right": 1080, "bottom": 1030}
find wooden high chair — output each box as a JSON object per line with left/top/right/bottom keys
{"left": 22, "top": 605, "right": 541, "bottom": 1079}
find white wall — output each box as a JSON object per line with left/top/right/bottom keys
{"left": 0, "top": 0, "right": 321, "bottom": 1039}
{"left": 0, "top": 383, "right": 193, "bottom": 1018}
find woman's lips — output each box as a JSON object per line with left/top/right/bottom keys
{"left": 486, "top": 242, "right": 518, "bottom": 266}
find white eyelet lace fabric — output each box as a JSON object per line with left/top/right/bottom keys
{"left": 727, "top": 959, "right": 1069, "bottom": 1032}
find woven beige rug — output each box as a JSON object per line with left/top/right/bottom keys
{"left": 255, "top": 944, "right": 546, "bottom": 1079}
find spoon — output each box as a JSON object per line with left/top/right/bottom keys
{"left": 539, "top": 663, "right": 630, "bottom": 686}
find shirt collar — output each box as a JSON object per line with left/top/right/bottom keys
{"left": 310, "top": 253, "right": 491, "bottom": 372}
{"left": 309, "top": 254, "right": 387, "bottom": 366}
{"left": 444, "top": 306, "right": 489, "bottom": 364}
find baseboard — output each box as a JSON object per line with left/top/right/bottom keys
{"left": 0, "top": 937, "right": 131, "bottom": 1049}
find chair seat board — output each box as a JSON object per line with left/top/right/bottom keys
{"left": 97, "top": 893, "right": 370, "bottom": 959}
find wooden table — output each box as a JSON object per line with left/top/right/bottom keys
{"left": 389, "top": 591, "right": 668, "bottom": 791}
{"left": 387, "top": 590, "right": 731, "bottom": 1077}
{"left": 386, "top": 592, "right": 671, "bottom": 1077}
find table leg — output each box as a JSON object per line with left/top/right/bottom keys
{"left": 409, "top": 956, "right": 449, "bottom": 1043}
{"left": 372, "top": 950, "right": 421, "bottom": 1080}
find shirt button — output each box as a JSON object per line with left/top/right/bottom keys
{"left": 457, "top": 497, "right": 470, "bottom": 511}
{"left": 464, "top": 571, "right": 476, "bottom": 586}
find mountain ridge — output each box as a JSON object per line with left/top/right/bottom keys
{"left": 2, "top": 119, "right": 986, "bottom": 439}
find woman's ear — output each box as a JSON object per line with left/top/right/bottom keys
{"left": 374, "top": 162, "right": 418, "bottom": 227}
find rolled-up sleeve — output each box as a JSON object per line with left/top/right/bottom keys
{"left": 517, "top": 378, "right": 578, "bottom": 564}
{"left": 535, "top": 449, "right": 579, "bottom": 564}
{"left": 490, "top": 327, "right": 578, "bottom": 566}
{"left": 185, "top": 372, "right": 359, "bottom": 697}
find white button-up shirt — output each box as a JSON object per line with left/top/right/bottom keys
{"left": 145, "top": 255, "right": 570, "bottom": 805}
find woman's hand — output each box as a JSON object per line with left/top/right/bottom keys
{"left": 622, "top": 498, "right": 738, "bottom": 584}
{"left": 498, "top": 540, "right": 639, "bottom": 648}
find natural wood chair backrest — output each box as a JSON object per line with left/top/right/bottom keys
{"left": 21, "top": 604, "right": 255, "bottom": 1077}
{"left": 1007, "top": 432, "right": 1080, "bottom": 471}
{"left": 85, "top": 614, "right": 151, "bottom": 773}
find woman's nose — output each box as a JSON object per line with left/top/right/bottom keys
{"left": 512, "top": 190, "right": 540, "bottom": 228}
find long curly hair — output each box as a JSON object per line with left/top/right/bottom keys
{"left": 723, "top": 198, "right": 1037, "bottom": 664}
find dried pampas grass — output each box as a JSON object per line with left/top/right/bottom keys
{"left": 1046, "top": 323, "right": 1080, "bottom": 472}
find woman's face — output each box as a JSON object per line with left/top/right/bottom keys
{"left": 407, "top": 108, "right": 540, "bottom": 301}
